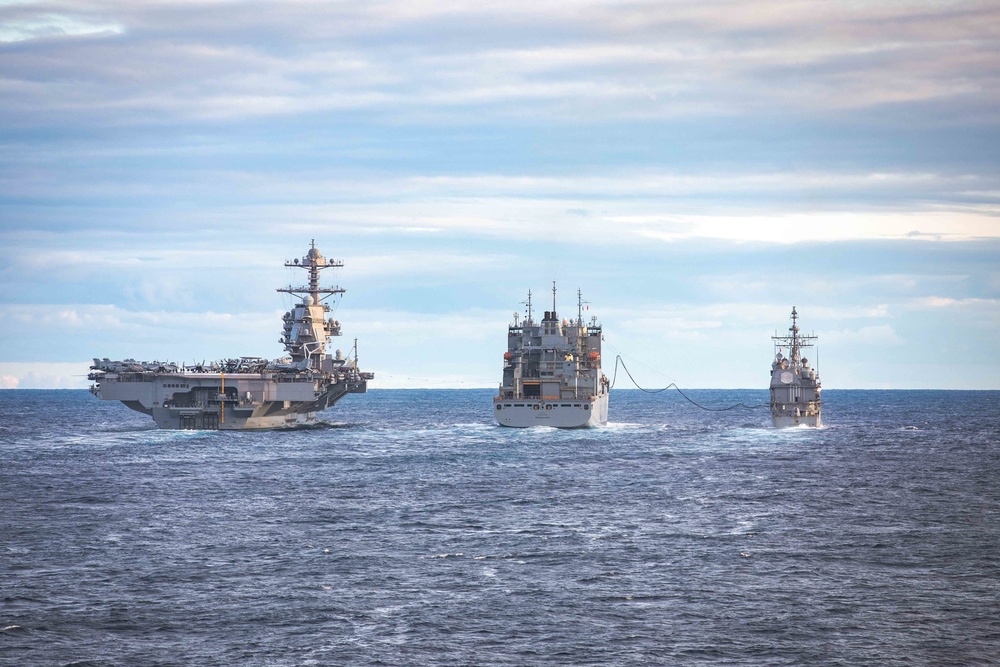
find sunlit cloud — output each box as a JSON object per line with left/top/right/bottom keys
{"left": 910, "top": 296, "right": 1000, "bottom": 310}
{"left": 3, "top": 168, "right": 996, "bottom": 249}
{"left": 0, "top": 12, "right": 123, "bottom": 44}
{"left": 0, "top": 362, "right": 85, "bottom": 389}
{"left": 630, "top": 213, "right": 1000, "bottom": 244}
{"left": 0, "top": 303, "right": 274, "bottom": 334}
{"left": 823, "top": 324, "right": 904, "bottom": 346}
{"left": 1, "top": 0, "right": 997, "bottom": 123}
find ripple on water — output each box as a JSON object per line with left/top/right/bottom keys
{"left": 0, "top": 388, "right": 998, "bottom": 667}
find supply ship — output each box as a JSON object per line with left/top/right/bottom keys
{"left": 769, "top": 306, "right": 821, "bottom": 427}
{"left": 494, "top": 283, "right": 609, "bottom": 428}
{"left": 88, "top": 241, "right": 373, "bottom": 430}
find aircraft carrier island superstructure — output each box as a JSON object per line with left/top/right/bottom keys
{"left": 769, "top": 306, "right": 822, "bottom": 428}
{"left": 494, "top": 284, "right": 610, "bottom": 428}
{"left": 89, "top": 241, "right": 373, "bottom": 430}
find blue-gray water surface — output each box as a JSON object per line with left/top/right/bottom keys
{"left": 2, "top": 388, "right": 998, "bottom": 666}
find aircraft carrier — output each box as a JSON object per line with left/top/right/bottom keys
{"left": 88, "top": 241, "right": 373, "bottom": 429}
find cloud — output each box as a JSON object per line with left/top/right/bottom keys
{"left": 1, "top": 1, "right": 997, "bottom": 124}
{"left": 4, "top": 170, "right": 996, "bottom": 255}
{"left": 0, "top": 11, "right": 124, "bottom": 44}
{"left": 0, "top": 304, "right": 282, "bottom": 363}
{"left": 351, "top": 308, "right": 507, "bottom": 343}
{"left": 911, "top": 296, "right": 1000, "bottom": 309}
{"left": 0, "top": 303, "right": 123, "bottom": 330}
{"left": 630, "top": 212, "right": 1000, "bottom": 244}
{"left": 0, "top": 165, "right": 962, "bottom": 204}
{"left": 0, "top": 303, "right": 266, "bottom": 331}
{"left": 348, "top": 252, "right": 507, "bottom": 278}
{"left": 823, "top": 324, "right": 903, "bottom": 346}
{"left": 605, "top": 302, "right": 896, "bottom": 345}
{"left": 0, "top": 362, "right": 89, "bottom": 389}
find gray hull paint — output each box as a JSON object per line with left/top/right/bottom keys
{"left": 99, "top": 373, "right": 366, "bottom": 431}
{"left": 97, "top": 370, "right": 369, "bottom": 430}
{"left": 494, "top": 393, "right": 609, "bottom": 428}
{"left": 772, "top": 413, "right": 822, "bottom": 429}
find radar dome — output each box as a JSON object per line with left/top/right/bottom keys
{"left": 307, "top": 247, "right": 326, "bottom": 266}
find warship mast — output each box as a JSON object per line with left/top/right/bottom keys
{"left": 276, "top": 240, "right": 346, "bottom": 369}
{"left": 772, "top": 306, "right": 817, "bottom": 371}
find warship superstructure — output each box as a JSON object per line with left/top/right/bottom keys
{"left": 88, "top": 241, "right": 373, "bottom": 430}
{"left": 494, "top": 284, "right": 610, "bottom": 428}
{"left": 769, "top": 306, "right": 821, "bottom": 428}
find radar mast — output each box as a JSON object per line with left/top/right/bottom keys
{"left": 771, "top": 306, "right": 817, "bottom": 370}
{"left": 276, "top": 240, "right": 346, "bottom": 366}
{"left": 276, "top": 238, "right": 345, "bottom": 304}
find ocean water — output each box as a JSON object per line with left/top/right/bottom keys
{"left": 1, "top": 388, "right": 998, "bottom": 666}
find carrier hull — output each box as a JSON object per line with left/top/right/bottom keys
{"left": 96, "top": 369, "right": 368, "bottom": 430}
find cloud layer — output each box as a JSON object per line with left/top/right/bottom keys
{"left": 1, "top": 0, "right": 998, "bottom": 389}
{"left": 3, "top": 1, "right": 998, "bottom": 124}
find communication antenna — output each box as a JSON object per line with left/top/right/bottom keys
{"left": 577, "top": 288, "right": 589, "bottom": 325}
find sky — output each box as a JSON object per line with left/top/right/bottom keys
{"left": 1, "top": 0, "right": 998, "bottom": 390}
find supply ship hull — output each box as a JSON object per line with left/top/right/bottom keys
{"left": 494, "top": 395, "right": 609, "bottom": 428}
{"left": 89, "top": 241, "right": 373, "bottom": 430}
{"left": 494, "top": 284, "right": 610, "bottom": 428}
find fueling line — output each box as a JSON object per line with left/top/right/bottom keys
{"left": 611, "top": 355, "right": 767, "bottom": 411}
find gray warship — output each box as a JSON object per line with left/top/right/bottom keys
{"left": 494, "top": 283, "right": 610, "bottom": 428}
{"left": 769, "top": 306, "right": 822, "bottom": 428}
{"left": 88, "top": 241, "right": 374, "bottom": 430}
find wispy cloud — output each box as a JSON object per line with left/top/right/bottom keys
{"left": 1, "top": 1, "right": 997, "bottom": 124}
{"left": 823, "top": 323, "right": 903, "bottom": 346}
{"left": 629, "top": 212, "right": 1000, "bottom": 244}
{"left": 0, "top": 362, "right": 87, "bottom": 389}
{"left": 910, "top": 296, "right": 1000, "bottom": 310}
{"left": 3, "top": 169, "right": 997, "bottom": 248}
{"left": 0, "top": 9, "right": 123, "bottom": 44}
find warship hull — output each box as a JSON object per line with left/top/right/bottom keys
{"left": 95, "top": 370, "right": 368, "bottom": 430}
{"left": 772, "top": 412, "right": 822, "bottom": 429}
{"left": 494, "top": 394, "right": 609, "bottom": 428}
